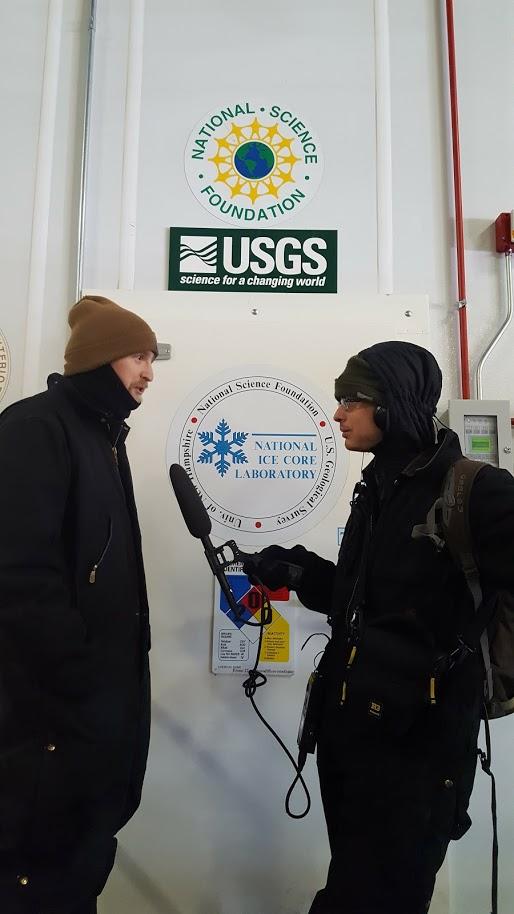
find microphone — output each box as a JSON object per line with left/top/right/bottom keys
{"left": 169, "top": 463, "right": 272, "bottom": 624}
{"left": 169, "top": 466, "right": 311, "bottom": 817}
{"left": 169, "top": 463, "right": 212, "bottom": 539}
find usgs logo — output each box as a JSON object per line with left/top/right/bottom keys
{"left": 170, "top": 227, "right": 337, "bottom": 293}
{"left": 181, "top": 234, "right": 327, "bottom": 275}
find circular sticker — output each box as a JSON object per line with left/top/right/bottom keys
{"left": 185, "top": 101, "right": 323, "bottom": 227}
{"left": 167, "top": 370, "right": 347, "bottom": 544}
{"left": 0, "top": 329, "right": 10, "bottom": 403}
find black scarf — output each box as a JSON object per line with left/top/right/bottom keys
{"left": 57, "top": 364, "right": 139, "bottom": 421}
{"left": 370, "top": 434, "right": 420, "bottom": 503}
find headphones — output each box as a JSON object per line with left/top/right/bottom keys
{"left": 374, "top": 405, "right": 389, "bottom": 432}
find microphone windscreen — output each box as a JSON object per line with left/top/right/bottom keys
{"left": 169, "top": 464, "right": 212, "bottom": 539}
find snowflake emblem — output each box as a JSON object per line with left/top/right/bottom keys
{"left": 197, "top": 419, "right": 249, "bottom": 477}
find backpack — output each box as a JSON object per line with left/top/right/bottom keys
{"left": 413, "top": 456, "right": 514, "bottom": 914}
{"left": 413, "top": 456, "right": 514, "bottom": 719}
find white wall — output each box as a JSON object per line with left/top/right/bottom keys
{"left": 1, "top": 2, "right": 514, "bottom": 912}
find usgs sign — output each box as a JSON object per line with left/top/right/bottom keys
{"left": 168, "top": 227, "right": 337, "bottom": 293}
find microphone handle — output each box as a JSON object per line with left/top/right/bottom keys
{"left": 201, "top": 535, "right": 273, "bottom": 625}
{"left": 201, "top": 534, "right": 242, "bottom": 617}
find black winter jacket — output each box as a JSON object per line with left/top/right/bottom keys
{"left": 0, "top": 376, "right": 151, "bottom": 909}
{"left": 295, "top": 430, "right": 514, "bottom": 741}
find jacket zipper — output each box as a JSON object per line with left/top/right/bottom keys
{"left": 341, "top": 499, "right": 374, "bottom": 703}
{"left": 89, "top": 518, "right": 113, "bottom": 584}
{"left": 340, "top": 643, "right": 358, "bottom": 704}
{"left": 112, "top": 427, "right": 123, "bottom": 468}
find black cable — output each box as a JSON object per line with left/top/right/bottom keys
{"left": 301, "top": 632, "right": 329, "bottom": 653}
{"left": 478, "top": 706, "right": 498, "bottom": 914}
{"left": 434, "top": 414, "right": 451, "bottom": 431}
{"left": 241, "top": 578, "right": 311, "bottom": 819}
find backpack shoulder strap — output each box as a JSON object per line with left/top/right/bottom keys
{"left": 443, "top": 458, "right": 497, "bottom": 700}
{"left": 442, "top": 458, "right": 488, "bottom": 612}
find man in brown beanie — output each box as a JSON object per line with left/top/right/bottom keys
{"left": 0, "top": 296, "right": 158, "bottom": 914}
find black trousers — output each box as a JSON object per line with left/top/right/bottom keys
{"left": 19, "top": 901, "right": 97, "bottom": 914}
{"left": 34, "top": 900, "right": 97, "bottom": 914}
{"left": 308, "top": 704, "right": 480, "bottom": 914}
{"left": 70, "top": 901, "right": 97, "bottom": 914}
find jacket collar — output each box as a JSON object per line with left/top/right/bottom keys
{"left": 362, "top": 428, "right": 462, "bottom": 485}
{"left": 401, "top": 428, "right": 462, "bottom": 478}
{"left": 48, "top": 371, "right": 131, "bottom": 443}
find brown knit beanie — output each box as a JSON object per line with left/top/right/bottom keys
{"left": 64, "top": 296, "right": 158, "bottom": 376}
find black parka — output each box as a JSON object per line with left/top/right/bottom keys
{"left": 0, "top": 376, "right": 151, "bottom": 910}
{"left": 297, "top": 428, "right": 514, "bottom": 649}
{"left": 296, "top": 427, "right": 514, "bottom": 913}
{"left": 293, "top": 427, "right": 514, "bottom": 842}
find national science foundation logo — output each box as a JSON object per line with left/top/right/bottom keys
{"left": 185, "top": 102, "right": 323, "bottom": 227}
{"left": 0, "top": 330, "right": 10, "bottom": 402}
{"left": 167, "top": 371, "right": 347, "bottom": 545}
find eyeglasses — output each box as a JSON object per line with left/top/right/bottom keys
{"left": 336, "top": 395, "right": 375, "bottom": 411}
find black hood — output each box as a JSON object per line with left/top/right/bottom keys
{"left": 359, "top": 341, "right": 442, "bottom": 450}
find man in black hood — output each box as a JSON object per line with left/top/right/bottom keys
{"left": 244, "top": 340, "right": 514, "bottom": 914}
{"left": 0, "top": 296, "right": 157, "bottom": 914}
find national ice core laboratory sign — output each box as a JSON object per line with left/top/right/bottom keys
{"left": 185, "top": 102, "right": 323, "bottom": 226}
{"left": 166, "top": 371, "right": 347, "bottom": 545}
{"left": 0, "top": 329, "right": 10, "bottom": 402}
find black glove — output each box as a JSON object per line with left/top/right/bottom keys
{"left": 242, "top": 544, "right": 307, "bottom": 591}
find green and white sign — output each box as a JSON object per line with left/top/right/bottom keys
{"left": 184, "top": 101, "right": 323, "bottom": 226}
{"left": 169, "top": 227, "right": 337, "bottom": 293}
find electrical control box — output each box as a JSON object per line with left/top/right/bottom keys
{"left": 448, "top": 399, "right": 513, "bottom": 472}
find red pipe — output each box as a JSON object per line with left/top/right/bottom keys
{"left": 445, "top": 0, "right": 471, "bottom": 398}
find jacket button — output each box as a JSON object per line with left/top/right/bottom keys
{"left": 18, "top": 876, "right": 29, "bottom": 886}
{"left": 444, "top": 778, "right": 454, "bottom": 789}
{"left": 45, "top": 743, "right": 56, "bottom": 752}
